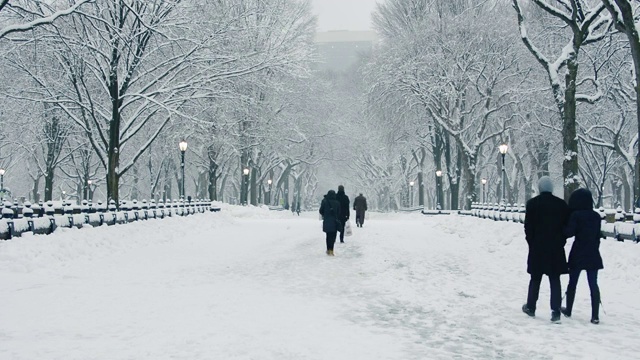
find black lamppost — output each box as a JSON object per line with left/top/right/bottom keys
{"left": 87, "top": 180, "right": 93, "bottom": 201}
{"left": 435, "top": 170, "right": 442, "bottom": 210}
{"left": 267, "top": 179, "right": 272, "bottom": 205}
{"left": 0, "top": 168, "right": 5, "bottom": 200}
{"left": 499, "top": 144, "right": 508, "bottom": 204}
{"left": 409, "top": 181, "right": 415, "bottom": 207}
{"left": 481, "top": 178, "right": 487, "bottom": 204}
{"left": 179, "top": 140, "right": 188, "bottom": 200}
{"left": 243, "top": 168, "right": 250, "bottom": 205}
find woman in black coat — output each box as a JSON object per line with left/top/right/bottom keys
{"left": 319, "top": 190, "right": 341, "bottom": 256}
{"left": 561, "top": 188, "right": 603, "bottom": 324}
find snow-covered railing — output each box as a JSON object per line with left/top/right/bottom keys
{"left": 398, "top": 206, "right": 423, "bottom": 213}
{"left": 421, "top": 208, "right": 456, "bottom": 215}
{"left": 467, "top": 202, "right": 640, "bottom": 243}
{"left": 0, "top": 199, "right": 221, "bottom": 240}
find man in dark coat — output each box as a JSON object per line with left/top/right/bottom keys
{"left": 353, "top": 193, "right": 367, "bottom": 227}
{"left": 336, "top": 185, "right": 350, "bottom": 243}
{"left": 561, "top": 188, "right": 603, "bottom": 324}
{"left": 319, "top": 190, "right": 341, "bottom": 256}
{"left": 522, "top": 176, "right": 569, "bottom": 322}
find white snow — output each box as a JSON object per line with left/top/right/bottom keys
{"left": 1, "top": 205, "right": 639, "bottom": 359}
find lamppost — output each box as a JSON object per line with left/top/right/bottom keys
{"left": 481, "top": 178, "right": 487, "bottom": 204}
{"left": 87, "top": 180, "right": 93, "bottom": 201}
{"left": 435, "top": 170, "right": 442, "bottom": 210}
{"left": 499, "top": 144, "right": 508, "bottom": 204}
{"left": 267, "top": 179, "right": 272, "bottom": 205}
{"left": 0, "top": 168, "right": 5, "bottom": 200}
{"left": 243, "top": 168, "right": 250, "bottom": 205}
{"left": 409, "top": 181, "right": 415, "bottom": 207}
{"left": 179, "top": 140, "right": 188, "bottom": 200}
{"left": 62, "top": 190, "right": 66, "bottom": 200}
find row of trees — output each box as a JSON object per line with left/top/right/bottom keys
{"left": 354, "top": 0, "right": 640, "bottom": 210}
{"left": 0, "top": 0, "right": 337, "bottom": 208}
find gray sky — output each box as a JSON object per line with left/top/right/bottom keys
{"left": 311, "top": 0, "right": 379, "bottom": 32}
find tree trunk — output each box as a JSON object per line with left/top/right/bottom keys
{"left": 622, "top": 169, "right": 632, "bottom": 211}
{"left": 44, "top": 167, "right": 54, "bottom": 201}
{"left": 32, "top": 175, "right": 41, "bottom": 203}
{"left": 131, "top": 166, "right": 139, "bottom": 201}
{"left": 220, "top": 174, "right": 228, "bottom": 203}
{"left": 417, "top": 171, "right": 424, "bottom": 206}
{"left": 250, "top": 166, "right": 257, "bottom": 206}
{"left": 538, "top": 141, "right": 550, "bottom": 177}
{"left": 283, "top": 174, "right": 290, "bottom": 209}
{"left": 208, "top": 161, "right": 218, "bottom": 201}
{"left": 463, "top": 153, "right": 476, "bottom": 210}
{"left": 563, "top": 59, "right": 580, "bottom": 201}
{"left": 107, "top": 74, "right": 122, "bottom": 206}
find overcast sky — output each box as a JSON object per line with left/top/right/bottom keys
{"left": 311, "top": 0, "right": 379, "bottom": 32}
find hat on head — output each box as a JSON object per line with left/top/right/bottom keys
{"left": 538, "top": 176, "right": 553, "bottom": 193}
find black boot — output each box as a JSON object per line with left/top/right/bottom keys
{"left": 522, "top": 304, "right": 535, "bottom": 317}
{"left": 591, "top": 291, "right": 600, "bottom": 324}
{"left": 561, "top": 289, "right": 576, "bottom": 317}
{"left": 551, "top": 310, "right": 561, "bottom": 323}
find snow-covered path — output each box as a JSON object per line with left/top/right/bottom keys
{"left": 1, "top": 205, "right": 639, "bottom": 359}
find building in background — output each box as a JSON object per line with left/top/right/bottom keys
{"left": 314, "top": 30, "right": 377, "bottom": 72}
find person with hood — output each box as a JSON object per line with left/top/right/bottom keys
{"left": 522, "top": 176, "right": 570, "bottom": 323}
{"left": 336, "top": 185, "right": 350, "bottom": 243}
{"left": 560, "top": 188, "right": 603, "bottom": 324}
{"left": 319, "top": 190, "right": 341, "bottom": 256}
{"left": 353, "top": 193, "right": 368, "bottom": 227}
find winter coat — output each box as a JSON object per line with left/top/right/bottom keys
{"left": 353, "top": 195, "right": 367, "bottom": 212}
{"left": 319, "top": 191, "right": 341, "bottom": 233}
{"left": 336, "top": 190, "right": 350, "bottom": 222}
{"left": 564, "top": 188, "right": 604, "bottom": 271}
{"left": 524, "top": 192, "right": 570, "bottom": 275}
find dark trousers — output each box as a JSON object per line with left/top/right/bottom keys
{"left": 356, "top": 210, "right": 365, "bottom": 226}
{"left": 527, "top": 273, "right": 561, "bottom": 312}
{"left": 565, "top": 269, "right": 600, "bottom": 319}
{"left": 338, "top": 220, "right": 346, "bottom": 242}
{"left": 326, "top": 232, "right": 337, "bottom": 251}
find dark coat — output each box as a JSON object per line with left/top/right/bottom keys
{"left": 353, "top": 195, "right": 367, "bottom": 212}
{"left": 336, "top": 190, "right": 350, "bottom": 222}
{"left": 524, "top": 192, "right": 570, "bottom": 275}
{"left": 564, "top": 189, "right": 604, "bottom": 271}
{"left": 319, "top": 191, "right": 341, "bottom": 233}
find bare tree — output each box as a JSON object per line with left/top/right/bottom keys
{"left": 512, "top": 0, "right": 610, "bottom": 200}
{"left": 601, "top": 0, "right": 640, "bottom": 207}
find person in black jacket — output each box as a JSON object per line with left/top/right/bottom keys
{"left": 353, "top": 193, "right": 367, "bottom": 227}
{"left": 561, "top": 188, "right": 603, "bottom": 324}
{"left": 522, "top": 176, "right": 570, "bottom": 322}
{"left": 319, "top": 190, "right": 341, "bottom": 256}
{"left": 336, "top": 185, "right": 350, "bottom": 243}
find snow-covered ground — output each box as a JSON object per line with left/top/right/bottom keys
{"left": 1, "top": 204, "right": 639, "bottom": 359}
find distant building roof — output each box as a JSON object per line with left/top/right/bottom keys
{"left": 314, "top": 30, "right": 378, "bottom": 44}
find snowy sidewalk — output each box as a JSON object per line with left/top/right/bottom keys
{"left": 1, "top": 206, "right": 639, "bottom": 359}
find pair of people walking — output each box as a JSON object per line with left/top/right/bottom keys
{"left": 522, "top": 176, "right": 603, "bottom": 324}
{"left": 318, "top": 185, "right": 352, "bottom": 256}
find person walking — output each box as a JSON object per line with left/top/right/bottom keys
{"left": 336, "top": 185, "right": 350, "bottom": 243}
{"left": 319, "top": 190, "right": 341, "bottom": 256}
{"left": 522, "top": 176, "right": 570, "bottom": 323}
{"left": 353, "top": 193, "right": 367, "bottom": 227}
{"left": 561, "top": 188, "right": 603, "bottom": 324}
